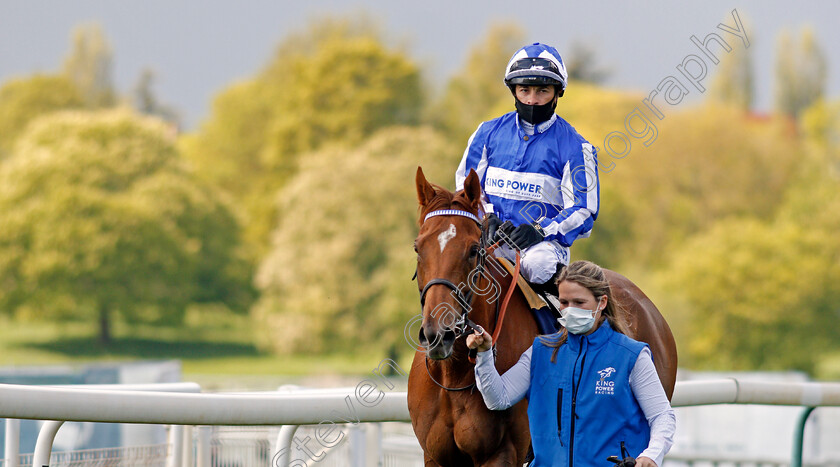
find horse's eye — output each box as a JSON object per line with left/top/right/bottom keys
{"left": 469, "top": 244, "right": 480, "bottom": 259}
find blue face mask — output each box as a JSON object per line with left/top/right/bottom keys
{"left": 558, "top": 306, "right": 597, "bottom": 334}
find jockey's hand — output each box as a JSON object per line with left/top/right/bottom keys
{"left": 494, "top": 220, "right": 515, "bottom": 245}
{"left": 635, "top": 456, "right": 656, "bottom": 467}
{"left": 466, "top": 327, "right": 493, "bottom": 353}
{"left": 509, "top": 223, "right": 544, "bottom": 251}
{"left": 484, "top": 214, "right": 502, "bottom": 244}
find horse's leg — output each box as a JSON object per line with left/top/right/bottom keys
{"left": 476, "top": 440, "right": 518, "bottom": 467}
{"left": 424, "top": 454, "right": 442, "bottom": 466}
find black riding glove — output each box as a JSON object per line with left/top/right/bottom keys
{"left": 483, "top": 214, "right": 502, "bottom": 244}
{"left": 494, "top": 220, "right": 515, "bottom": 245}
{"left": 508, "top": 223, "right": 544, "bottom": 251}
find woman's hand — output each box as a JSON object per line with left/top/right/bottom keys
{"left": 636, "top": 456, "right": 657, "bottom": 467}
{"left": 466, "top": 327, "right": 493, "bottom": 352}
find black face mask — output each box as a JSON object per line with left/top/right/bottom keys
{"left": 514, "top": 98, "right": 557, "bottom": 125}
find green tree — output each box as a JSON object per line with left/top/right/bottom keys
{"left": 0, "top": 74, "right": 84, "bottom": 159}
{"left": 132, "top": 68, "right": 180, "bottom": 128}
{"left": 801, "top": 98, "right": 840, "bottom": 160}
{"left": 655, "top": 116, "right": 840, "bottom": 373}
{"left": 62, "top": 23, "right": 116, "bottom": 108}
{"left": 0, "top": 110, "right": 252, "bottom": 343}
{"left": 252, "top": 126, "right": 457, "bottom": 355}
{"left": 181, "top": 17, "right": 423, "bottom": 259}
{"left": 261, "top": 35, "right": 422, "bottom": 168}
{"left": 565, "top": 41, "right": 611, "bottom": 85}
{"left": 604, "top": 103, "right": 802, "bottom": 267}
{"left": 775, "top": 27, "right": 827, "bottom": 119}
{"left": 658, "top": 217, "right": 838, "bottom": 373}
{"left": 710, "top": 17, "right": 754, "bottom": 111}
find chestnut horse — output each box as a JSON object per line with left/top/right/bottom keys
{"left": 407, "top": 167, "right": 677, "bottom": 467}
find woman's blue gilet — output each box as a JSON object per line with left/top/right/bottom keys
{"left": 527, "top": 321, "right": 650, "bottom": 466}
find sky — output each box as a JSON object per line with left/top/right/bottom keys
{"left": 2, "top": 1, "right": 839, "bottom": 130}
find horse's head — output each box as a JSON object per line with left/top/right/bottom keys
{"left": 414, "top": 166, "right": 484, "bottom": 360}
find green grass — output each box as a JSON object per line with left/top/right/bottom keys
{"left": 0, "top": 311, "right": 414, "bottom": 389}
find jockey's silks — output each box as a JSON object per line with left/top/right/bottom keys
{"left": 455, "top": 112, "right": 598, "bottom": 250}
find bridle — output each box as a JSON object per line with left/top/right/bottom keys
{"left": 415, "top": 209, "right": 486, "bottom": 339}
{"left": 415, "top": 209, "right": 520, "bottom": 391}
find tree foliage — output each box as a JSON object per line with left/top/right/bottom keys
{"left": 652, "top": 97, "right": 840, "bottom": 373}
{"left": 710, "top": 17, "right": 754, "bottom": 111}
{"left": 62, "top": 23, "right": 116, "bottom": 108}
{"left": 0, "top": 74, "right": 84, "bottom": 159}
{"left": 658, "top": 217, "right": 838, "bottom": 373}
{"left": 602, "top": 103, "right": 801, "bottom": 267}
{"left": 0, "top": 111, "right": 252, "bottom": 343}
{"left": 565, "top": 41, "right": 611, "bottom": 85}
{"left": 775, "top": 27, "right": 827, "bottom": 119}
{"left": 252, "top": 127, "right": 457, "bottom": 355}
{"left": 181, "top": 16, "right": 423, "bottom": 259}
{"left": 132, "top": 68, "right": 180, "bottom": 128}
{"left": 658, "top": 146, "right": 840, "bottom": 373}
{"left": 5, "top": 15, "right": 839, "bottom": 374}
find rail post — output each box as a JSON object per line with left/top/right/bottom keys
{"left": 4, "top": 418, "right": 20, "bottom": 467}
{"left": 791, "top": 406, "right": 815, "bottom": 467}
{"left": 167, "top": 425, "right": 183, "bottom": 467}
{"left": 182, "top": 425, "right": 193, "bottom": 467}
{"left": 349, "top": 424, "right": 365, "bottom": 467}
{"left": 273, "top": 425, "right": 301, "bottom": 467}
{"left": 196, "top": 426, "right": 211, "bottom": 467}
{"left": 32, "top": 420, "right": 64, "bottom": 467}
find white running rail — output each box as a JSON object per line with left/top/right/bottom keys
{"left": 2, "top": 378, "right": 840, "bottom": 466}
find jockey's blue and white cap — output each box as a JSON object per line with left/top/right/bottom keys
{"left": 504, "top": 43, "right": 568, "bottom": 91}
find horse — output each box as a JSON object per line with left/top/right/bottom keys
{"left": 407, "top": 167, "right": 678, "bottom": 467}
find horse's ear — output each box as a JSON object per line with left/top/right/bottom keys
{"left": 416, "top": 166, "right": 437, "bottom": 207}
{"left": 463, "top": 169, "right": 482, "bottom": 208}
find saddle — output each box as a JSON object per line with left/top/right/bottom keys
{"left": 497, "top": 258, "right": 561, "bottom": 335}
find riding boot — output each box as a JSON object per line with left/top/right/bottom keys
{"left": 531, "top": 264, "right": 565, "bottom": 318}
{"left": 525, "top": 265, "right": 563, "bottom": 334}
{"left": 532, "top": 280, "right": 562, "bottom": 317}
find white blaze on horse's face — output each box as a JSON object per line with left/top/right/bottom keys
{"left": 437, "top": 224, "right": 457, "bottom": 252}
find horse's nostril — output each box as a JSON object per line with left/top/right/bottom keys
{"left": 442, "top": 330, "right": 456, "bottom": 345}
{"left": 418, "top": 328, "right": 429, "bottom": 346}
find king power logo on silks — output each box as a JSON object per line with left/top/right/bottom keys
{"left": 483, "top": 167, "right": 563, "bottom": 203}
{"left": 595, "top": 367, "right": 616, "bottom": 395}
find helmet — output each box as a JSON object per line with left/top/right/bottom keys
{"left": 504, "top": 43, "right": 568, "bottom": 91}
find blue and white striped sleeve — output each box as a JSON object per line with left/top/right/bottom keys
{"left": 474, "top": 346, "right": 532, "bottom": 410}
{"left": 539, "top": 142, "right": 599, "bottom": 247}
{"left": 455, "top": 123, "right": 493, "bottom": 214}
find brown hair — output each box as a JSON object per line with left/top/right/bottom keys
{"left": 539, "top": 260, "right": 630, "bottom": 362}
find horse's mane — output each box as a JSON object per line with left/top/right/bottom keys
{"left": 417, "top": 184, "right": 477, "bottom": 226}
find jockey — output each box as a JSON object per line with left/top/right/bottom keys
{"left": 455, "top": 42, "right": 599, "bottom": 290}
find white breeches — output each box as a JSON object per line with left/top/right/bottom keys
{"left": 494, "top": 240, "right": 570, "bottom": 284}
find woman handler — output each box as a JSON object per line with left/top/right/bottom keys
{"left": 466, "top": 260, "right": 675, "bottom": 466}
